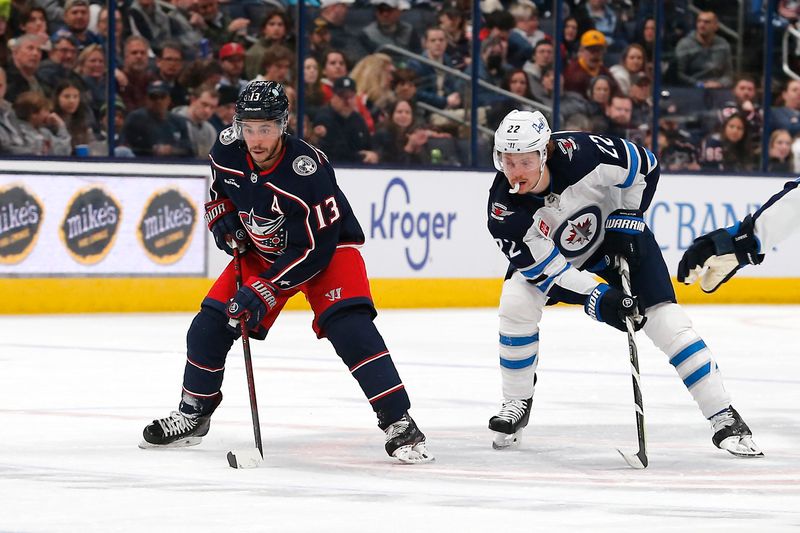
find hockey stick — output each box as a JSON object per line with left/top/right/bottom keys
{"left": 226, "top": 246, "right": 264, "bottom": 469}
{"left": 616, "top": 255, "right": 648, "bottom": 469}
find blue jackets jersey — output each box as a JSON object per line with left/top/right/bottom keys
{"left": 209, "top": 129, "right": 365, "bottom": 289}
{"left": 487, "top": 131, "right": 659, "bottom": 299}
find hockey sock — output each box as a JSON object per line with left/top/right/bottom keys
{"left": 499, "top": 330, "right": 540, "bottom": 399}
{"left": 181, "top": 306, "right": 236, "bottom": 415}
{"left": 643, "top": 302, "right": 731, "bottom": 418}
{"left": 324, "top": 308, "right": 411, "bottom": 429}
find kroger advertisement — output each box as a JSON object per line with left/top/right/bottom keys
{"left": 335, "top": 170, "right": 800, "bottom": 279}
{"left": 0, "top": 173, "right": 207, "bottom": 276}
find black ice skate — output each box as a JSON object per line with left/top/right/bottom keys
{"left": 709, "top": 405, "right": 763, "bottom": 457}
{"left": 489, "top": 398, "right": 532, "bottom": 449}
{"left": 139, "top": 393, "right": 221, "bottom": 449}
{"left": 384, "top": 413, "right": 434, "bottom": 464}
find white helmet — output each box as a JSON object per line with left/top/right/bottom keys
{"left": 493, "top": 110, "right": 551, "bottom": 173}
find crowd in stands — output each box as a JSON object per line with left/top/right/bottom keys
{"left": 0, "top": 0, "right": 798, "bottom": 173}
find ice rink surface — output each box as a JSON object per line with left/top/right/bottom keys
{"left": 1, "top": 305, "right": 799, "bottom": 532}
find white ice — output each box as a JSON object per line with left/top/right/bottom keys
{"left": 1, "top": 306, "right": 799, "bottom": 532}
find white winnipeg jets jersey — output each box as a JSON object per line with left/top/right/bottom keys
{"left": 752, "top": 178, "right": 800, "bottom": 251}
{"left": 487, "top": 131, "right": 658, "bottom": 300}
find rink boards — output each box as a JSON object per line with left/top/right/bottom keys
{"left": 0, "top": 160, "right": 798, "bottom": 313}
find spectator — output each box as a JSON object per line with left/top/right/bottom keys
{"left": 303, "top": 56, "right": 326, "bottom": 122}
{"left": 563, "top": 29, "right": 617, "bottom": 96}
{"left": 308, "top": 17, "right": 332, "bottom": 66}
{"left": 0, "top": 66, "right": 29, "bottom": 155}
{"left": 122, "top": 80, "right": 193, "bottom": 157}
{"left": 487, "top": 68, "right": 537, "bottom": 130}
{"left": 350, "top": 52, "right": 395, "bottom": 133}
{"left": 192, "top": 0, "right": 249, "bottom": 52}
{"left": 372, "top": 98, "right": 415, "bottom": 163}
{"left": 768, "top": 128, "right": 793, "bottom": 173}
{"left": 408, "top": 27, "right": 462, "bottom": 110}
{"left": 173, "top": 83, "right": 218, "bottom": 157}
{"left": 718, "top": 74, "right": 762, "bottom": 147}
{"left": 438, "top": 7, "right": 469, "bottom": 70}
{"left": 562, "top": 16, "right": 580, "bottom": 62}
{"left": 391, "top": 67, "right": 426, "bottom": 123}
{"left": 52, "top": 78, "right": 95, "bottom": 152}
{"left": 312, "top": 76, "right": 378, "bottom": 164}
{"left": 37, "top": 32, "right": 83, "bottom": 95}
{"left": 609, "top": 43, "right": 646, "bottom": 95}
{"left": 17, "top": 6, "right": 49, "bottom": 53}
{"left": 75, "top": 43, "right": 106, "bottom": 117}
{"left": 154, "top": 40, "right": 188, "bottom": 107}
{"left": 675, "top": 11, "right": 733, "bottom": 88}
{"left": 317, "top": 0, "right": 360, "bottom": 64}
{"left": 6, "top": 34, "right": 43, "bottom": 103}
{"left": 320, "top": 49, "right": 348, "bottom": 103}
{"left": 769, "top": 79, "right": 800, "bottom": 136}
{"left": 253, "top": 44, "right": 293, "bottom": 86}
{"left": 167, "top": 0, "right": 205, "bottom": 58}
{"left": 574, "top": 0, "right": 627, "bottom": 51}
{"left": 604, "top": 93, "right": 633, "bottom": 137}
{"left": 217, "top": 41, "right": 248, "bottom": 93}
{"left": 510, "top": 2, "right": 546, "bottom": 50}
{"left": 13, "top": 90, "right": 71, "bottom": 155}
{"left": 51, "top": 0, "right": 101, "bottom": 49}
{"left": 119, "top": 35, "right": 156, "bottom": 112}
{"left": 700, "top": 112, "right": 755, "bottom": 171}
{"left": 633, "top": 17, "right": 656, "bottom": 71}
{"left": 523, "top": 39, "right": 554, "bottom": 102}
{"left": 629, "top": 72, "right": 653, "bottom": 128}
{"left": 128, "top": 0, "right": 172, "bottom": 44}
{"left": 90, "top": 98, "right": 136, "bottom": 157}
{"left": 95, "top": 6, "right": 123, "bottom": 64}
{"left": 244, "top": 9, "right": 292, "bottom": 80}
{"left": 179, "top": 57, "right": 223, "bottom": 92}
{"left": 660, "top": 122, "right": 701, "bottom": 171}
{"left": 357, "top": 0, "right": 421, "bottom": 58}
{"left": 486, "top": 10, "right": 527, "bottom": 70}
{"left": 208, "top": 83, "right": 237, "bottom": 133}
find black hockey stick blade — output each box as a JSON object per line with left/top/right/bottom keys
{"left": 227, "top": 448, "right": 263, "bottom": 469}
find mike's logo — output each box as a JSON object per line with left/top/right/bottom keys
{"left": 60, "top": 186, "right": 121, "bottom": 264}
{"left": 0, "top": 184, "right": 43, "bottom": 264}
{"left": 138, "top": 188, "right": 197, "bottom": 264}
{"left": 370, "top": 177, "right": 457, "bottom": 271}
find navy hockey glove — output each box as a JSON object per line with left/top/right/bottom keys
{"left": 603, "top": 209, "right": 647, "bottom": 270}
{"left": 204, "top": 199, "right": 248, "bottom": 256}
{"left": 226, "top": 277, "right": 280, "bottom": 333}
{"left": 584, "top": 283, "right": 645, "bottom": 333}
{"left": 677, "top": 214, "right": 763, "bottom": 293}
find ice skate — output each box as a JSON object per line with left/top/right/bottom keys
{"left": 384, "top": 413, "right": 434, "bottom": 464}
{"left": 489, "top": 398, "right": 532, "bottom": 449}
{"left": 710, "top": 405, "right": 763, "bottom": 458}
{"left": 139, "top": 393, "right": 221, "bottom": 449}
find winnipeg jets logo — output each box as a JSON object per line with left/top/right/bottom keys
{"left": 532, "top": 118, "right": 547, "bottom": 133}
{"left": 556, "top": 138, "right": 578, "bottom": 160}
{"left": 239, "top": 209, "right": 287, "bottom": 254}
{"left": 250, "top": 172, "right": 258, "bottom": 183}
{"left": 553, "top": 206, "right": 602, "bottom": 257}
{"left": 325, "top": 287, "right": 342, "bottom": 301}
{"left": 544, "top": 193, "right": 560, "bottom": 207}
{"left": 292, "top": 155, "right": 317, "bottom": 176}
{"left": 490, "top": 202, "right": 513, "bottom": 221}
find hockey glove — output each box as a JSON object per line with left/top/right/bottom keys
{"left": 204, "top": 199, "right": 248, "bottom": 256}
{"left": 584, "top": 283, "right": 645, "bottom": 333}
{"left": 226, "top": 277, "right": 280, "bottom": 333}
{"left": 603, "top": 209, "right": 647, "bottom": 270}
{"left": 677, "top": 214, "right": 763, "bottom": 293}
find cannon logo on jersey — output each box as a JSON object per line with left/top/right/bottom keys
{"left": 240, "top": 208, "right": 287, "bottom": 254}
{"left": 0, "top": 184, "right": 43, "bottom": 265}
{"left": 60, "top": 186, "right": 121, "bottom": 265}
{"left": 292, "top": 155, "right": 317, "bottom": 176}
{"left": 552, "top": 206, "right": 602, "bottom": 258}
{"left": 370, "top": 177, "right": 457, "bottom": 271}
{"left": 490, "top": 202, "right": 513, "bottom": 221}
{"left": 556, "top": 138, "right": 579, "bottom": 160}
{"left": 137, "top": 188, "right": 197, "bottom": 264}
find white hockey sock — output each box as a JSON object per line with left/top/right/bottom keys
{"left": 644, "top": 303, "right": 731, "bottom": 418}
{"left": 499, "top": 331, "right": 539, "bottom": 399}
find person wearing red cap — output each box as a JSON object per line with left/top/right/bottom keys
{"left": 218, "top": 42, "right": 248, "bottom": 93}
{"left": 563, "top": 29, "right": 617, "bottom": 97}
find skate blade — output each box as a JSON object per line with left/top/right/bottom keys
{"left": 391, "top": 442, "right": 435, "bottom": 464}
{"left": 719, "top": 435, "right": 764, "bottom": 458}
{"left": 138, "top": 437, "right": 203, "bottom": 449}
{"left": 227, "top": 448, "right": 263, "bottom": 469}
{"left": 492, "top": 430, "right": 523, "bottom": 450}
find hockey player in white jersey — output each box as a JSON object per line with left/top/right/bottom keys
{"left": 486, "top": 109, "right": 762, "bottom": 457}
{"left": 678, "top": 178, "right": 800, "bottom": 292}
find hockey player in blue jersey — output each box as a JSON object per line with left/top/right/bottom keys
{"left": 679, "top": 178, "right": 800, "bottom": 292}
{"left": 139, "top": 81, "right": 432, "bottom": 463}
{"left": 486, "top": 109, "right": 762, "bottom": 457}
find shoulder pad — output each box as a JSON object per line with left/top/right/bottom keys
{"left": 219, "top": 126, "right": 237, "bottom": 145}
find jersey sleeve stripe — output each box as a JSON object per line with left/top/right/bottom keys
{"left": 617, "top": 141, "right": 639, "bottom": 189}
{"left": 520, "top": 247, "right": 559, "bottom": 278}
{"left": 264, "top": 182, "right": 316, "bottom": 286}
{"left": 645, "top": 147, "right": 657, "bottom": 170}
{"left": 209, "top": 154, "right": 245, "bottom": 177}
{"left": 534, "top": 263, "right": 570, "bottom": 293}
